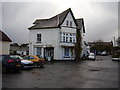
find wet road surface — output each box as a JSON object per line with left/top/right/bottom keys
{"left": 2, "top": 56, "right": 118, "bottom": 88}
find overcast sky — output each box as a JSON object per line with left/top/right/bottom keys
{"left": 0, "top": 1, "right": 119, "bottom": 44}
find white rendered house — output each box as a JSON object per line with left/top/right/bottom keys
{"left": 28, "top": 8, "right": 85, "bottom": 60}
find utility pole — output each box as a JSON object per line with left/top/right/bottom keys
{"left": 114, "top": 37, "right": 115, "bottom": 46}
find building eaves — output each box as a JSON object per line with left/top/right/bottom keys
{"left": 28, "top": 8, "right": 77, "bottom": 30}
{"left": 0, "top": 30, "right": 12, "bottom": 42}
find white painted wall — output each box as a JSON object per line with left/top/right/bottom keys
{"left": 29, "top": 28, "right": 59, "bottom": 46}
{"left": 29, "top": 11, "right": 86, "bottom": 60}
{"left": 29, "top": 28, "right": 60, "bottom": 59}
{"left": 0, "top": 41, "right": 10, "bottom": 54}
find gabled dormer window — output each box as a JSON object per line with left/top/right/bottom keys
{"left": 70, "top": 21, "right": 72, "bottom": 27}
{"left": 37, "top": 34, "right": 41, "bottom": 43}
{"left": 66, "top": 20, "right": 69, "bottom": 26}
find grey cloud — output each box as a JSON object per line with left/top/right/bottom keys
{"left": 2, "top": 2, "right": 58, "bottom": 43}
{"left": 0, "top": 2, "right": 2, "bottom": 29}
{"left": 2, "top": 2, "right": 118, "bottom": 43}
{"left": 84, "top": 2, "right": 118, "bottom": 42}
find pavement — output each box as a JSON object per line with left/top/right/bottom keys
{"left": 2, "top": 56, "right": 119, "bottom": 88}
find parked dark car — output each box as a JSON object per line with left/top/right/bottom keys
{"left": 0, "top": 54, "right": 22, "bottom": 73}
{"left": 10, "top": 55, "right": 33, "bottom": 69}
{"left": 97, "top": 52, "right": 101, "bottom": 55}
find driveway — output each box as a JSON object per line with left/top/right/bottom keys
{"left": 2, "top": 56, "right": 118, "bottom": 88}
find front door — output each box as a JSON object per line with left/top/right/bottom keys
{"left": 44, "top": 47, "right": 54, "bottom": 61}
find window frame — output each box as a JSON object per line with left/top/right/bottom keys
{"left": 66, "top": 20, "right": 69, "bottom": 26}
{"left": 70, "top": 37, "right": 72, "bottom": 42}
{"left": 29, "top": 56, "right": 34, "bottom": 60}
{"left": 60, "top": 33, "right": 76, "bottom": 43}
{"left": 70, "top": 21, "right": 72, "bottom": 27}
{"left": 64, "top": 48, "right": 70, "bottom": 57}
{"left": 36, "top": 47, "right": 42, "bottom": 56}
{"left": 66, "top": 34, "right": 68, "bottom": 42}
{"left": 36, "top": 34, "right": 41, "bottom": 43}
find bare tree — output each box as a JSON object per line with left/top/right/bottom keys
{"left": 90, "top": 40, "right": 113, "bottom": 54}
{"left": 75, "top": 29, "right": 82, "bottom": 61}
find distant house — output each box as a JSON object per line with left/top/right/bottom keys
{"left": 88, "top": 41, "right": 113, "bottom": 54}
{"left": 10, "top": 45, "right": 29, "bottom": 55}
{"left": 28, "top": 8, "right": 85, "bottom": 60}
{"left": 88, "top": 41, "right": 113, "bottom": 47}
{"left": 10, "top": 43, "right": 29, "bottom": 55}
{"left": 0, "top": 30, "right": 12, "bottom": 54}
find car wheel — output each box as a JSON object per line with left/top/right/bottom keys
{"left": 2, "top": 66, "right": 7, "bottom": 73}
{"left": 33, "top": 63, "right": 37, "bottom": 67}
{"left": 21, "top": 64, "right": 24, "bottom": 70}
{"left": 40, "top": 64, "right": 44, "bottom": 68}
{"left": 14, "top": 69, "right": 19, "bottom": 73}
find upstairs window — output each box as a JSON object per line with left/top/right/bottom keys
{"left": 70, "top": 37, "right": 72, "bottom": 42}
{"left": 70, "top": 21, "right": 72, "bottom": 27}
{"left": 66, "top": 20, "right": 69, "bottom": 26}
{"left": 62, "top": 33, "right": 65, "bottom": 42}
{"left": 66, "top": 34, "right": 68, "bottom": 42}
{"left": 63, "top": 36, "right": 65, "bottom": 42}
{"left": 73, "top": 34, "right": 76, "bottom": 42}
{"left": 60, "top": 33, "right": 76, "bottom": 43}
{"left": 69, "top": 34, "right": 72, "bottom": 42}
{"left": 37, "top": 34, "right": 41, "bottom": 42}
{"left": 73, "top": 36, "right": 76, "bottom": 42}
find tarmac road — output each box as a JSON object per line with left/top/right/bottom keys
{"left": 2, "top": 56, "right": 119, "bottom": 88}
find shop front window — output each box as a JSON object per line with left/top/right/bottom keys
{"left": 64, "top": 48, "right": 70, "bottom": 57}
{"left": 36, "top": 47, "right": 41, "bottom": 56}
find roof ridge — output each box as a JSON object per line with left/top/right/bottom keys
{"left": 28, "top": 8, "right": 71, "bottom": 30}
{"left": 50, "top": 8, "right": 71, "bottom": 18}
{"left": 76, "top": 18, "right": 84, "bottom": 20}
{"left": 34, "top": 8, "right": 71, "bottom": 22}
{"left": 28, "top": 8, "right": 83, "bottom": 30}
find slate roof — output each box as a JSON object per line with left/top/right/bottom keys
{"left": 0, "top": 30, "right": 12, "bottom": 42}
{"left": 28, "top": 8, "right": 85, "bottom": 33}
{"left": 28, "top": 8, "right": 76, "bottom": 29}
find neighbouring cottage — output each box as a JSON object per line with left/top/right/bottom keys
{"left": 28, "top": 8, "right": 85, "bottom": 60}
{"left": 0, "top": 30, "right": 12, "bottom": 54}
{"left": 10, "top": 45, "right": 29, "bottom": 55}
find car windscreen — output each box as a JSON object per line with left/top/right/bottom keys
{"left": 1, "top": 55, "right": 9, "bottom": 60}
{"left": 90, "top": 53, "right": 95, "bottom": 56}
{"left": 10, "top": 55, "right": 23, "bottom": 59}
{"left": 23, "top": 56, "right": 29, "bottom": 59}
{"left": 36, "top": 55, "right": 43, "bottom": 59}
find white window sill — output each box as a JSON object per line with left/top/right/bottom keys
{"left": 63, "top": 56, "right": 70, "bottom": 58}
{"left": 36, "top": 41, "right": 41, "bottom": 43}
